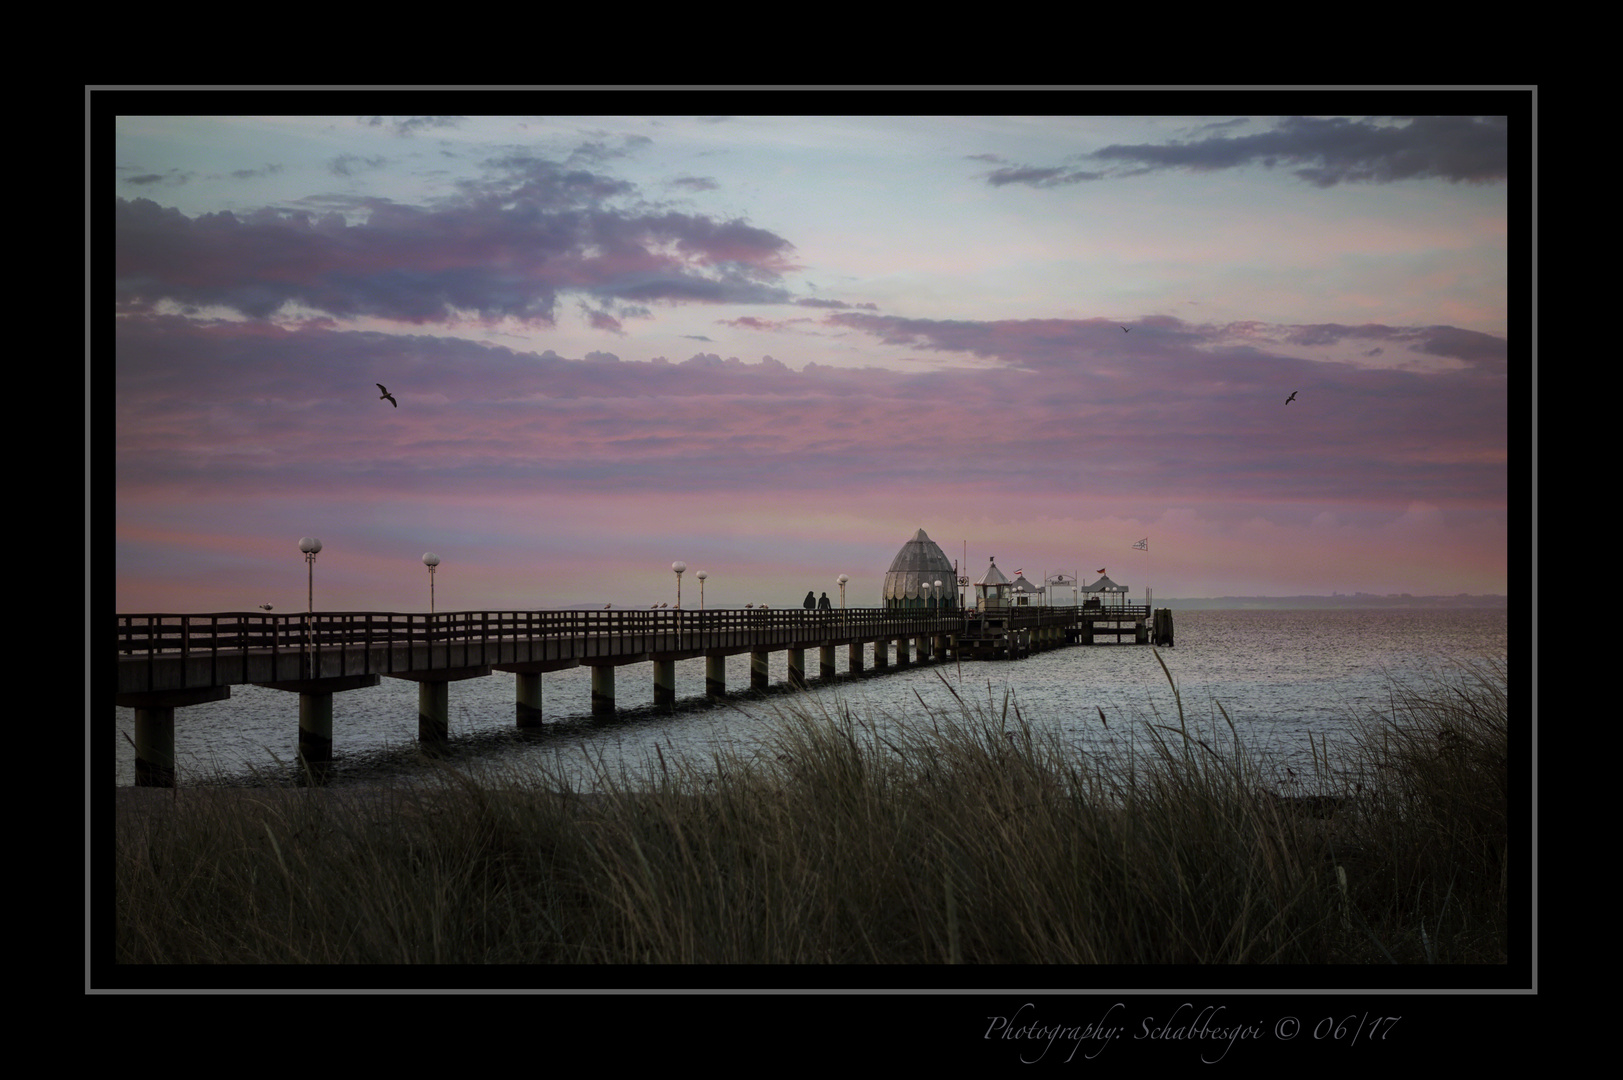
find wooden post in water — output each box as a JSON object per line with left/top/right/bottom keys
{"left": 299, "top": 691, "right": 334, "bottom": 775}
{"left": 132, "top": 706, "right": 176, "bottom": 788}
{"left": 653, "top": 658, "right": 676, "bottom": 708}
{"left": 419, "top": 680, "right": 449, "bottom": 743}
{"left": 516, "top": 671, "right": 543, "bottom": 728}
{"left": 118, "top": 685, "right": 231, "bottom": 788}
{"left": 590, "top": 664, "right": 615, "bottom": 716}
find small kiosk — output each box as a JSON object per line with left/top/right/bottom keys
{"left": 1079, "top": 572, "right": 1130, "bottom": 610}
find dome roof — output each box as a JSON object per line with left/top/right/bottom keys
{"left": 883, "top": 528, "right": 957, "bottom": 604}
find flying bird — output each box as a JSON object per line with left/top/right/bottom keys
{"left": 1121, "top": 326, "right": 1130, "bottom": 333}
{"left": 1285, "top": 390, "right": 1299, "bottom": 405}
{"left": 376, "top": 383, "right": 398, "bottom": 407}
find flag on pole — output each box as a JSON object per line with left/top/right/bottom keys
{"left": 1133, "top": 538, "right": 1148, "bottom": 551}
{"left": 1097, "top": 568, "right": 1106, "bottom": 575}
{"left": 1014, "top": 569, "right": 1023, "bottom": 577}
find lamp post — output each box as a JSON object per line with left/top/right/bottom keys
{"left": 299, "top": 537, "right": 322, "bottom": 612}
{"left": 696, "top": 569, "right": 707, "bottom": 610}
{"left": 672, "top": 561, "right": 686, "bottom": 608}
{"left": 920, "top": 580, "right": 931, "bottom": 610}
{"left": 935, "top": 579, "right": 944, "bottom": 612}
{"left": 423, "top": 552, "right": 440, "bottom": 614}
{"left": 837, "top": 574, "right": 848, "bottom": 609}
{"left": 299, "top": 536, "right": 322, "bottom": 680}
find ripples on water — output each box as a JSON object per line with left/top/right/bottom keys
{"left": 111, "top": 608, "right": 1507, "bottom": 793}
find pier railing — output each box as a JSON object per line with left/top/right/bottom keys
{"left": 115, "top": 608, "right": 972, "bottom": 660}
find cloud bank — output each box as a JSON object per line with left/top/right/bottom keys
{"left": 985, "top": 115, "right": 1509, "bottom": 189}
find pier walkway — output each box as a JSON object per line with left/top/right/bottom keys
{"left": 114, "top": 605, "right": 1163, "bottom": 786}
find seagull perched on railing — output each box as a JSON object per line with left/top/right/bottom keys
{"left": 376, "top": 383, "right": 398, "bottom": 407}
{"left": 258, "top": 603, "right": 273, "bottom": 611}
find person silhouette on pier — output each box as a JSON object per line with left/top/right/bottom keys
{"left": 804, "top": 591, "right": 816, "bottom": 609}
{"left": 818, "top": 591, "right": 832, "bottom": 610}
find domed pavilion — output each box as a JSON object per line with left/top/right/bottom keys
{"left": 882, "top": 528, "right": 958, "bottom": 610}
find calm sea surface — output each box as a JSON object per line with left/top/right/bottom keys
{"left": 112, "top": 608, "right": 1508, "bottom": 793}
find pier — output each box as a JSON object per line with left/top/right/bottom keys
{"left": 115, "top": 605, "right": 1172, "bottom": 786}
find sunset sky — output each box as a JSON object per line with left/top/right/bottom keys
{"left": 110, "top": 100, "right": 1514, "bottom": 613}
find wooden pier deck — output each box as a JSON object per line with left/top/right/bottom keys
{"left": 114, "top": 605, "right": 1172, "bottom": 786}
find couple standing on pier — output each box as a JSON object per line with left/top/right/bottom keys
{"left": 803, "top": 591, "right": 833, "bottom": 610}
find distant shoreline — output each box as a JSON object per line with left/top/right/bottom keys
{"left": 1151, "top": 596, "right": 1507, "bottom": 610}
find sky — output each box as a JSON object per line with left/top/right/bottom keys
{"left": 109, "top": 101, "right": 1515, "bottom": 613}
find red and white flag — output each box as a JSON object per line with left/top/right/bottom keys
{"left": 1097, "top": 568, "right": 1106, "bottom": 574}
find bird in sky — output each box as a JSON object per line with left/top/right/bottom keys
{"left": 1285, "top": 390, "right": 1299, "bottom": 404}
{"left": 1121, "top": 326, "right": 1130, "bottom": 333}
{"left": 377, "top": 383, "right": 398, "bottom": 407}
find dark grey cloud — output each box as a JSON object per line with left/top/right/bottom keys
{"left": 985, "top": 164, "right": 1108, "bottom": 188}
{"left": 361, "top": 116, "right": 467, "bottom": 137}
{"left": 986, "top": 116, "right": 1509, "bottom": 189}
{"left": 328, "top": 154, "right": 389, "bottom": 177}
{"left": 1282, "top": 323, "right": 1508, "bottom": 373}
{"left": 113, "top": 152, "right": 798, "bottom": 325}
{"left": 228, "top": 164, "right": 282, "bottom": 182}
{"left": 120, "top": 167, "right": 193, "bottom": 188}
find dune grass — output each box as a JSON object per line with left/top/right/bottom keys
{"left": 113, "top": 654, "right": 1510, "bottom": 964}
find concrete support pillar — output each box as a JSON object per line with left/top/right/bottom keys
{"left": 751, "top": 649, "right": 770, "bottom": 691}
{"left": 591, "top": 665, "right": 615, "bottom": 716}
{"left": 848, "top": 642, "right": 864, "bottom": 673}
{"left": 120, "top": 685, "right": 231, "bottom": 789}
{"left": 820, "top": 645, "right": 836, "bottom": 679}
{"left": 298, "top": 691, "right": 334, "bottom": 775}
{"left": 873, "top": 638, "right": 888, "bottom": 668}
{"left": 787, "top": 647, "right": 805, "bottom": 689}
{"left": 896, "top": 636, "right": 911, "bottom": 665}
{"left": 918, "top": 635, "right": 932, "bottom": 662}
{"left": 706, "top": 654, "right": 726, "bottom": 697}
{"left": 418, "top": 680, "right": 449, "bottom": 743}
{"left": 1136, "top": 620, "right": 1149, "bottom": 645}
{"left": 132, "top": 707, "right": 175, "bottom": 788}
{"left": 654, "top": 659, "right": 676, "bottom": 708}
{"left": 516, "top": 671, "right": 543, "bottom": 728}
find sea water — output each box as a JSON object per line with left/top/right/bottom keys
{"left": 110, "top": 608, "right": 1508, "bottom": 793}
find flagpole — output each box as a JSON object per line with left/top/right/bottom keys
{"left": 1133, "top": 537, "right": 1150, "bottom": 610}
